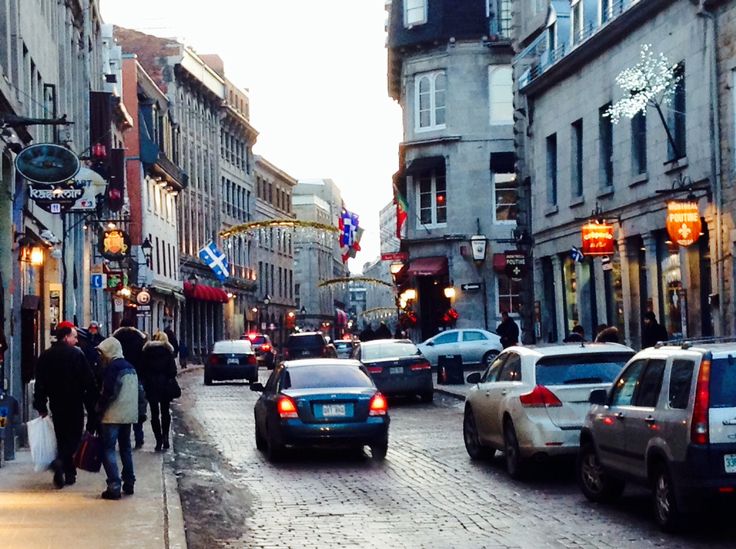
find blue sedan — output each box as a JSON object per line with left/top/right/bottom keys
{"left": 251, "top": 359, "right": 390, "bottom": 462}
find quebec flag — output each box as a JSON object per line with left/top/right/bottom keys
{"left": 199, "top": 241, "right": 230, "bottom": 281}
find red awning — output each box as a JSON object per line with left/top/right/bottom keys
{"left": 335, "top": 308, "right": 348, "bottom": 326}
{"left": 183, "top": 281, "right": 230, "bottom": 303}
{"left": 407, "top": 256, "right": 448, "bottom": 277}
{"left": 493, "top": 253, "right": 507, "bottom": 273}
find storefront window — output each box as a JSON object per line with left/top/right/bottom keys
{"left": 562, "top": 256, "right": 578, "bottom": 334}
{"left": 497, "top": 274, "right": 521, "bottom": 314}
{"left": 660, "top": 245, "right": 683, "bottom": 339}
{"left": 604, "top": 257, "right": 625, "bottom": 336}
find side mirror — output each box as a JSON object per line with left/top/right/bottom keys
{"left": 588, "top": 388, "right": 607, "bottom": 405}
{"left": 426, "top": 341, "right": 435, "bottom": 347}
{"left": 466, "top": 372, "right": 481, "bottom": 384}
{"left": 250, "top": 382, "right": 265, "bottom": 392}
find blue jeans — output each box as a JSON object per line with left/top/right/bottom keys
{"left": 101, "top": 424, "right": 135, "bottom": 491}
{"left": 133, "top": 421, "right": 144, "bottom": 445}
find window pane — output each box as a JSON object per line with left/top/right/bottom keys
{"left": 634, "top": 359, "right": 666, "bottom": 408}
{"left": 710, "top": 358, "right": 736, "bottom": 408}
{"left": 668, "top": 359, "right": 694, "bottom": 409}
{"left": 434, "top": 331, "right": 458, "bottom": 344}
{"left": 489, "top": 66, "right": 513, "bottom": 123}
{"left": 498, "top": 354, "right": 521, "bottom": 382}
{"left": 535, "top": 353, "right": 633, "bottom": 386}
{"left": 610, "top": 360, "right": 646, "bottom": 406}
{"left": 463, "top": 331, "right": 486, "bottom": 342}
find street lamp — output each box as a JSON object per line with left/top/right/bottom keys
{"left": 141, "top": 237, "right": 153, "bottom": 267}
{"left": 263, "top": 294, "right": 271, "bottom": 334}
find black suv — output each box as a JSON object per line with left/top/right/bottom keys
{"left": 578, "top": 341, "right": 736, "bottom": 531}
{"left": 243, "top": 333, "right": 276, "bottom": 369}
{"left": 283, "top": 332, "right": 336, "bottom": 360}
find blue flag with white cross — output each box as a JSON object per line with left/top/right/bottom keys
{"left": 198, "top": 240, "right": 230, "bottom": 281}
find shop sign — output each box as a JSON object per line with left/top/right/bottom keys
{"left": 99, "top": 228, "right": 130, "bottom": 261}
{"left": 381, "top": 252, "right": 408, "bottom": 262}
{"left": 28, "top": 182, "right": 85, "bottom": 214}
{"left": 105, "top": 271, "right": 126, "bottom": 292}
{"left": 666, "top": 200, "right": 701, "bottom": 246}
{"left": 504, "top": 251, "right": 527, "bottom": 281}
{"left": 581, "top": 223, "right": 615, "bottom": 256}
{"left": 15, "top": 143, "right": 81, "bottom": 184}
{"left": 136, "top": 289, "right": 151, "bottom": 305}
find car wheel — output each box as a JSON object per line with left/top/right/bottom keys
{"left": 482, "top": 351, "right": 498, "bottom": 369}
{"left": 503, "top": 420, "right": 526, "bottom": 479}
{"left": 204, "top": 370, "right": 212, "bottom": 386}
{"left": 370, "top": 439, "right": 388, "bottom": 461}
{"left": 420, "top": 391, "right": 434, "bottom": 403}
{"left": 463, "top": 407, "right": 492, "bottom": 460}
{"left": 255, "top": 421, "right": 266, "bottom": 452}
{"left": 653, "top": 465, "right": 684, "bottom": 532}
{"left": 577, "top": 443, "right": 625, "bottom": 503}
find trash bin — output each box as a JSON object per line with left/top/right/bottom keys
{"left": 437, "top": 355, "right": 464, "bottom": 385}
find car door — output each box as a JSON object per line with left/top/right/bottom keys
{"left": 623, "top": 358, "right": 667, "bottom": 479}
{"left": 593, "top": 359, "right": 648, "bottom": 474}
{"left": 484, "top": 352, "right": 523, "bottom": 448}
{"left": 461, "top": 330, "right": 493, "bottom": 365}
{"left": 473, "top": 352, "right": 508, "bottom": 444}
{"left": 422, "top": 331, "right": 460, "bottom": 365}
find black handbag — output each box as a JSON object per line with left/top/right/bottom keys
{"left": 166, "top": 378, "right": 182, "bottom": 400}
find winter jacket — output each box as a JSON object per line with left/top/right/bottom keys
{"left": 96, "top": 337, "right": 140, "bottom": 424}
{"left": 33, "top": 341, "right": 98, "bottom": 421}
{"left": 140, "top": 340, "right": 178, "bottom": 402}
{"left": 496, "top": 318, "right": 520, "bottom": 348}
{"left": 112, "top": 326, "right": 147, "bottom": 373}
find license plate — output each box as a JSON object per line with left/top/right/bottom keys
{"left": 390, "top": 367, "right": 403, "bottom": 375}
{"left": 300, "top": 350, "right": 310, "bottom": 356}
{"left": 227, "top": 358, "right": 239, "bottom": 365}
{"left": 322, "top": 404, "right": 346, "bottom": 417}
{"left": 725, "top": 454, "right": 736, "bottom": 474}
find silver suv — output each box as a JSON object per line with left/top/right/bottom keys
{"left": 577, "top": 341, "right": 736, "bottom": 531}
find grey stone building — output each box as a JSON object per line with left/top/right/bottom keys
{"left": 386, "top": 0, "right": 522, "bottom": 342}
{"left": 514, "top": 0, "right": 732, "bottom": 348}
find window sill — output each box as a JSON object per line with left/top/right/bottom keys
{"left": 663, "top": 157, "right": 688, "bottom": 174}
{"left": 597, "top": 185, "right": 614, "bottom": 199}
{"left": 629, "top": 172, "right": 649, "bottom": 187}
{"left": 570, "top": 195, "right": 585, "bottom": 207}
{"left": 544, "top": 204, "right": 559, "bottom": 217}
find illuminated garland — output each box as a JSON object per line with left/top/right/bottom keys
{"left": 318, "top": 276, "right": 392, "bottom": 289}
{"left": 220, "top": 219, "right": 339, "bottom": 239}
{"left": 361, "top": 307, "right": 398, "bottom": 317}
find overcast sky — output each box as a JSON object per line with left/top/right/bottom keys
{"left": 100, "top": 0, "right": 402, "bottom": 272}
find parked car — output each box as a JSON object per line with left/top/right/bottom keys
{"left": 251, "top": 359, "right": 390, "bottom": 461}
{"left": 463, "top": 343, "right": 634, "bottom": 479}
{"left": 204, "top": 339, "right": 258, "bottom": 385}
{"left": 243, "top": 333, "right": 276, "bottom": 369}
{"left": 577, "top": 341, "right": 736, "bottom": 531}
{"left": 283, "top": 331, "right": 336, "bottom": 360}
{"left": 417, "top": 328, "right": 503, "bottom": 369}
{"left": 334, "top": 339, "right": 357, "bottom": 359}
{"left": 353, "top": 339, "right": 433, "bottom": 402}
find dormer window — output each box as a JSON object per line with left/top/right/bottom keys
{"left": 404, "top": 0, "right": 427, "bottom": 28}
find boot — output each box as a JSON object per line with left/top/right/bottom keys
{"left": 101, "top": 488, "right": 121, "bottom": 500}
{"left": 162, "top": 438, "right": 170, "bottom": 451}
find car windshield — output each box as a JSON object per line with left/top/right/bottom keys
{"left": 710, "top": 358, "right": 736, "bottom": 408}
{"left": 361, "top": 341, "right": 420, "bottom": 360}
{"left": 335, "top": 342, "right": 352, "bottom": 350}
{"left": 284, "top": 365, "right": 373, "bottom": 389}
{"left": 288, "top": 335, "right": 323, "bottom": 347}
{"left": 535, "top": 353, "right": 633, "bottom": 385}
{"left": 213, "top": 340, "right": 252, "bottom": 354}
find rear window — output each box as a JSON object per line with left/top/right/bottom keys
{"left": 361, "top": 341, "right": 420, "bottom": 361}
{"left": 249, "top": 336, "right": 267, "bottom": 345}
{"left": 535, "top": 352, "right": 633, "bottom": 386}
{"left": 213, "top": 340, "right": 252, "bottom": 353}
{"left": 710, "top": 358, "right": 736, "bottom": 408}
{"left": 287, "top": 334, "right": 323, "bottom": 347}
{"left": 284, "top": 365, "right": 373, "bottom": 389}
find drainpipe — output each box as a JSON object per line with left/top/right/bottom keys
{"left": 697, "top": 1, "right": 723, "bottom": 335}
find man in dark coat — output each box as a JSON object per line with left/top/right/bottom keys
{"left": 79, "top": 321, "right": 105, "bottom": 384}
{"left": 496, "top": 311, "right": 519, "bottom": 348}
{"left": 374, "top": 322, "right": 392, "bottom": 340}
{"left": 33, "top": 321, "right": 98, "bottom": 489}
{"left": 642, "top": 311, "right": 668, "bottom": 349}
{"left": 113, "top": 317, "right": 148, "bottom": 448}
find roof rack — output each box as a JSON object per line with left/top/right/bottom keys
{"left": 653, "top": 335, "right": 736, "bottom": 349}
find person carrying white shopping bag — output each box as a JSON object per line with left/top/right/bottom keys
{"left": 27, "top": 415, "right": 57, "bottom": 472}
{"left": 33, "top": 321, "right": 98, "bottom": 489}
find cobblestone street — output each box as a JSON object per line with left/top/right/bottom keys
{"left": 172, "top": 369, "right": 736, "bottom": 548}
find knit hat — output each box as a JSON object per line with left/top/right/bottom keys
{"left": 57, "top": 320, "right": 76, "bottom": 330}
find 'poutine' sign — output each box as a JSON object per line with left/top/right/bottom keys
{"left": 666, "top": 200, "right": 701, "bottom": 247}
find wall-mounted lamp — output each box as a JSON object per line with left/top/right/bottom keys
{"left": 17, "top": 234, "right": 44, "bottom": 266}
{"left": 470, "top": 235, "right": 488, "bottom": 262}
{"left": 141, "top": 237, "right": 153, "bottom": 267}
{"left": 443, "top": 286, "right": 456, "bottom": 300}
{"left": 389, "top": 262, "right": 404, "bottom": 276}
{"left": 300, "top": 306, "right": 307, "bottom": 315}
{"left": 401, "top": 288, "right": 417, "bottom": 301}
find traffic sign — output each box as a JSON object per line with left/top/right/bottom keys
{"left": 460, "top": 283, "right": 482, "bottom": 292}
{"left": 91, "top": 274, "right": 104, "bottom": 289}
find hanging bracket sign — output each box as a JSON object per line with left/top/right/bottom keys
{"left": 666, "top": 200, "right": 701, "bottom": 246}
{"left": 581, "top": 223, "right": 615, "bottom": 256}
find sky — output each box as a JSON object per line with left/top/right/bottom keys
{"left": 99, "top": 0, "right": 403, "bottom": 272}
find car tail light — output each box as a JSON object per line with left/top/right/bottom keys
{"left": 247, "top": 333, "right": 256, "bottom": 341}
{"left": 277, "top": 396, "right": 298, "bottom": 418}
{"left": 519, "top": 385, "right": 562, "bottom": 407}
{"left": 410, "top": 360, "right": 431, "bottom": 371}
{"left": 369, "top": 393, "right": 388, "bottom": 416}
{"left": 691, "top": 358, "right": 711, "bottom": 445}
{"left": 367, "top": 366, "right": 383, "bottom": 374}
{"left": 247, "top": 354, "right": 257, "bottom": 365}
{"left": 209, "top": 355, "right": 218, "bottom": 366}
{"left": 261, "top": 343, "right": 271, "bottom": 352}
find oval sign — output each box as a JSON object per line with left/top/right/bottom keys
{"left": 15, "top": 143, "right": 81, "bottom": 185}
{"left": 581, "top": 223, "right": 615, "bottom": 256}
{"left": 666, "top": 200, "right": 701, "bottom": 246}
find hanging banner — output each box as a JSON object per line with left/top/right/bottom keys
{"left": 504, "top": 251, "right": 527, "bottom": 281}
{"left": 99, "top": 228, "right": 131, "bottom": 261}
{"left": 666, "top": 200, "right": 701, "bottom": 246}
{"left": 581, "top": 223, "right": 615, "bottom": 256}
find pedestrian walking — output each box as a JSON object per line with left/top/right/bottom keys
{"left": 374, "top": 321, "right": 392, "bottom": 340}
{"left": 79, "top": 321, "right": 105, "bottom": 384}
{"left": 563, "top": 324, "right": 585, "bottom": 342}
{"left": 96, "top": 337, "right": 140, "bottom": 500}
{"left": 178, "top": 341, "right": 189, "bottom": 369}
{"left": 496, "top": 311, "right": 519, "bottom": 348}
{"left": 33, "top": 321, "right": 98, "bottom": 489}
{"left": 359, "top": 323, "right": 375, "bottom": 342}
{"left": 642, "top": 311, "right": 668, "bottom": 349}
{"left": 140, "top": 331, "right": 179, "bottom": 452}
{"left": 163, "top": 323, "right": 179, "bottom": 366}
{"left": 113, "top": 317, "right": 148, "bottom": 448}
{"left": 595, "top": 326, "right": 620, "bottom": 343}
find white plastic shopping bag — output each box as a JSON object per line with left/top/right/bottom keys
{"left": 27, "top": 416, "right": 57, "bottom": 472}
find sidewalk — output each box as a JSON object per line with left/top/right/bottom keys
{"left": 0, "top": 437, "right": 186, "bottom": 549}
{"left": 433, "top": 369, "right": 480, "bottom": 401}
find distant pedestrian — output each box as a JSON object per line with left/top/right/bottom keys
{"left": 113, "top": 318, "right": 148, "bottom": 448}
{"left": 163, "top": 324, "right": 179, "bottom": 364}
{"left": 359, "top": 323, "right": 375, "bottom": 342}
{"left": 79, "top": 321, "right": 105, "bottom": 384}
{"left": 394, "top": 326, "right": 406, "bottom": 339}
{"left": 595, "top": 326, "right": 620, "bottom": 343}
{"left": 374, "top": 322, "right": 392, "bottom": 340}
{"left": 96, "top": 337, "right": 139, "bottom": 500}
{"left": 642, "top": 311, "right": 668, "bottom": 349}
{"left": 141, "top": 331, "right": 178, "bottom": 452}
{"left": 33, "top": 321, "right": 98, "bottom": 489}
{"left": 179, "top": 341, "right": 189, "bottom": 369}
{"left": 563, "top": 324, "right": 585, "bottom": 343}
{"left": 496, "top": 311, "right": 519, "bottom": 348}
